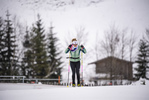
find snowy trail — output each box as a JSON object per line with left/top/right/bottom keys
{"left": 0, "top": 83, "right": 65, "bottom": 91}
{"left": 0, "top": 83, "right": 149, "bottom": 100}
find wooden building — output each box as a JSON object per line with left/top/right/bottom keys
{"left": 89, "top": 56, "right": 133, "bottom": 82}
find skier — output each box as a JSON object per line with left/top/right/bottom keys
{"left": 65, "top": 38, "right": 86, "bottom": 87}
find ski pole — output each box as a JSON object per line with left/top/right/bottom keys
{"left": 67, "top": 52, "right": 70, "bottom": 87}
{"left": 81, "top": 51, "right": 83, "bottom": 87}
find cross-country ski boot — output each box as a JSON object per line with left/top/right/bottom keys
{"left": 77, "top": 84, "right": 81, "bottom": 87}
{"left": 72, "top": 84, "right": 76, "bottom": 87}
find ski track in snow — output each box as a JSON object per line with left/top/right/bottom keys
{"left": 0, "top": 82, "right": 149, "bottom": 100}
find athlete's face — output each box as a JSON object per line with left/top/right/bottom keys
{"left": 73, "top": 44, "right": 78, "bottom": 47}
{"left": 72, "top": 41, "right": 78, "bottom": 47}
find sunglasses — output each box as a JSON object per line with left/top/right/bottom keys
{"left": 72, "top": 41, "right": 78, "bottom": 45}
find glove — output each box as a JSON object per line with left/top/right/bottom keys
{"left": 68, "top": 44, "right": 72, "bottom": 50}
{"left": 81, "top": 45, "right": 84, "bottom": 49}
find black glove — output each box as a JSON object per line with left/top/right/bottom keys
{"left": 81, "top": 45, "right": 84, "bottom": 49}
{"left": 68, "top": 44, "right": 72, "bottom": 50}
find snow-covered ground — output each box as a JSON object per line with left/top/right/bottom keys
{"left": 0, "top": 80, "right": 149, "bottom": 100}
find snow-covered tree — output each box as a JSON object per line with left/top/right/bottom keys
{"left": 0, "top": 17, "right": 6, "bottom": 75}
{"left": 135, "top": 39, "right": 149, "bottom": 80}
{"left": 0, "top": 11, "right": 18, "bottom": 75}
{"left": 21, "top": 27, "right": 33, "bottom": 78}
{"left": 30, "top": 14, "right": 49, "bottom": 78}
{"left": 46, "top": 24, "right": 63, "bottom": 78}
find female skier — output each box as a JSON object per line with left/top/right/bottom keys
{"left": 65, "top": 38, "right": 86, "bottom": 87}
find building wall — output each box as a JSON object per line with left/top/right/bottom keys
{"left": 95, "top": 57, "right": 133, "bottom": 80}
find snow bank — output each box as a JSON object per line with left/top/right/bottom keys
{"left": 132, "top": 78, "right": 149, "bottom": 86}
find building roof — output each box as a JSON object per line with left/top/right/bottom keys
{"left": 88, "top": 56, "right": 133, "bottom": 65}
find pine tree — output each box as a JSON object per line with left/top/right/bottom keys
{"left": 0, "top": 17, "right": 6, "bottom": 75}
{"left": 144, "top": 29, "right": 149, "bottom": 79}
{"left": 135, "top": 39, "right": 149, "bottom": 80}
{"left": 0, "top": 11, "right": 18, "bottom": 75}
{"left": 30, "top": 14, "right": 48, "bottom": 78}
{"left": 46, "top": 24, "right": 62, "bottom": 78}
{"left": 21, "top": 27, "right": 33, "bottom": 78}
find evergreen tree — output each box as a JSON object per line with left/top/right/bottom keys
{"left": 30, "top": 14, "right": 48, "bottom": 78}
{"left": 144, "top": 29, "right": 149, "bottom": 79}
{"left": 135, "top": 39, "right": 149, "bottom": 80}
{"left": 0, "top": 11, "right": 18, "bottom": 75}
{"left": 0, "top": 17, "right": 6, "bottom": 75}
{"left": 21, "top": 27, "right": 33, "bottom": 78}
{"left": 46, "top": 25, "right": 62, "bottom": 78}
